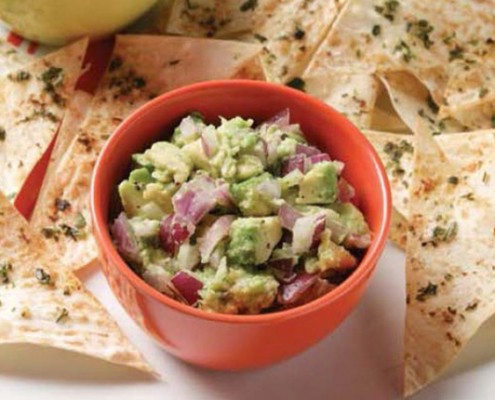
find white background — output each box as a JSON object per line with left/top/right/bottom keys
{"left": 1, "top": 244, "right": 495, "bottom": 400}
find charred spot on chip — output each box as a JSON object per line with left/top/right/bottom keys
{"left": 293, "top": 27, "right": 305, "bottom": 40}
{"left": 372, "top": 25, "right": 381, "bottom": 36}
{"left": 449, "top": 45, "right": 464, "bottom": 61}
{"left": 447, "top": 176, "right": 459, "bottom": 185}
{"left": 35, "top": 268, "right": 52, "bottom": 285}
{"left": 0, "top": 126, "right": 5, "bottom": 141}
{"left": 109, "top": 57, "right": 123, "bottom": 72}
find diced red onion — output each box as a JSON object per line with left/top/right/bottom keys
{"left": 199, "top": 215, "right": 235, "bottom": 262}
{"left": 215, "top": 181, "right": 234, "bottom": 207}
{"left": 263, "top": 108, "right": 290, "bottom": 128}
{"left": 171, "top": 271, "right": 203, "bottom": 305}
{"left": 173, "top": 175, "right": 217, "bottom": 224}
{"left": 337, "top": 178, "right": 356, "bottom": 203}
{"left": 269, "top": 258, "right": 297, "bottom": 283}
{"left": 178, "top": 116, "right": 199, "bottom": 139}
{"left": 201, "top": 129, "right": 218, "bottom": 157}
{"left": 281, "top": 154, "right": 307, "bottom": 176}
{"left": 278, "top": 203, "right": 302, "bottom": 230}
{"left": 295, "top": 143, "right": 321, "bottom": 156}
{"left": 292, "top": 213, "right": 326, "bottom": 254}
{"left": 344, "top": 233, "right": 372, "bottom": 249}
{"left": 257, "top": 179, "right": 281, "bottom": 199}
{"left": 278, "top": 273, "right": 318, "bottom": 305}
{"left": 308, "top": 153, "right": 331, "bottom": 165}
{"left": 159, "top": 214, "right": 195, "bottom": 255}
{"left": 111, "top": 212, "right": 140, "bottom": 263}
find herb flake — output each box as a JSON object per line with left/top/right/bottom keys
{"left": 416, "top": 282, "right": 438, "bottom": 302}
{"left": 35, "top": 268, "right": 51, "bottom": 285}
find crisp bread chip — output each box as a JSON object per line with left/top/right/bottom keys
{"left": 0, "top": 38, "right": 32, "bottom": 76}
{"left": 253, "top": 0, "right": 339, "bottom": 83}
{"left": 30, "top": 34, "right": 263, "bottom": 271}
{"left": 378, "top": 71, "right": 463, "bottom": 135}
{"left": 166, "top": 0, "right": 256, "bottom": 38}
{"left": 404, "top": 122, "right": 495, "bottom": 396}
{"left": 0, "top": 193, "right": 152, "bottom": 373}
{"left": 0, "top": 38, "right": 87, "bottom": 200}
{"left": 304, "top": 67, "right": 380, "bottom": 128}
{"left": 370, "top": 88, "right": 410, "bottom": 133}
{"left": 389, "top": 208, "right": 407, "bottom": 250}
{"left": 308, "top": 0, "right": 495, "bottom": 104}
{"left": 439, "top": 61, "right": 495, "bottom": 130}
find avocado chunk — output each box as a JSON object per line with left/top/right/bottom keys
{"left": 182, "top": 139, "right": 214, "bottom": 173}
{"left": 230, "top": 173, "right": 280, "bottom": 216}
{"left": 330, "top": 202, "right": 370, "bottom": 236}
{"left": 227, "top": 217, "right": 282, "bottom": 266}
{"left": 142, "top": 141, "right": 192, "bottom": 183}
{"left": 297, "top": 161, "right": 339, "bottom": 204}
{"left": 305, "top": 230, "right": 357, "bottom": 275}
{"left": 142, "top": 182, "right": 176, "bottom": 214}
{"left": 236, "top": 154, "right": 264, "bottom": 181}
{"left": 198, "top": 262, "right": 279, "bottom": 314}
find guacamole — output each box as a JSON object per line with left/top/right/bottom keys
{"left": 111, "top": 111, "right": 372, "bottom": 315}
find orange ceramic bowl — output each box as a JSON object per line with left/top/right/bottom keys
{"left": 91, "top": 80, "right": 391, "bottom": 370}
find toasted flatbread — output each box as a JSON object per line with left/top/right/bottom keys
{"left": 253, "top": 0, "right": 339, "bottom": 84}
{"left": 30, "top": 34, "right": 263, "bottom": 271}
{"left": 439, "top": 61, "right": 495, "bottom": 130}
{"left": 404, "top": 122, "right": 495, "bottom": 396}
{"left": 166, "top": 0, "right": 256, "bottom": 38}
{"left": 0, "top": 193, "right": 152, "bottom": 373}
{"left": 379, "top": 71, "right": 464, "bottom": 135}
{"left": 0, "top": 38, "right": 87, "bottom": 199}
{"left": 0, "top": 38, "right": 32, "bottom": 76}
{"left": 304, "top": 67, "right": 380, "bottom": 128}
{"left": 308, "top": 0, "right": 495, "bottom": 104}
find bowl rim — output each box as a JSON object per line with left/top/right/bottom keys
{"left": 91, "top": 79, "right": 391, "bottom": 324}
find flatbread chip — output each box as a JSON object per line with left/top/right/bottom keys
{"left": 309, "top": 0, "right": 495, "bottom": 103}
{"left": 370, "top": 88, "right": 410, "bottom": 133}
{"left": 363, "top": 130, "right": 413, "bottom": 220}
{"left": 0, "top": 38, "right": 32, "bottom": 76}
{"left": 439, "top": 61, "right": 495, "bottom": 130}
{"left": 166, "top": 0, "right": 256, "bottom": 38}
{"left": 0, "top": 193, "right": 152, "bottom": 373}
{"left": 0, "top": 38, "right": 87, "bottom": 199}
{"left": 254, "top": 0, "right": 339, "bottom": 83}
{"left": 404, "top": 123, "right": 495, "bottom": 396}
{"left": 379, "top": 71, "right": 463, "bottom": 135}
{"left": 389, "top": 208, "right": 407, "bottom": 250}
{"left": 30, "top": 34, "right": 263, "bottom": 271}
{"left": 304, "top": 68, "right": 380, "bottom": 128}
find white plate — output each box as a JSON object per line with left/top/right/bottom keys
{"left": 1, "top": 243, "right": 495, "bottom": 399}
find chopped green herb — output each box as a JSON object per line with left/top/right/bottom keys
{"left": 444, "top": 273, "right": 454, "bottom": 281}
{"left": 394, "top": 40, "right": 413, "bottom": 62}
{"left": 294, "top": 28, "right": 305, "bottom": 40}
{"left": 60, "top": 224, "right": 82, "bottom": 241}
{"left": 372, "top": 25, "right": 382, "bottom": 36}
{"left": 465, "top": 301, "right": 478, "bottom": 311}
{"left": 41, "top": 226, "right": 59, "bottom": 239}
{"left": 0, "top": 126, "right": 5, "bottom": 141}
{"left": 483, "top": 172, "right": 490, "bottom": 184}
{"left": 449, "top": 46, "right": 464, "bottom": 61}
{"left": 253, "top": 33, "right": 267, "bottom": 42}
{"left": 35, "top": 268, "right": 51, "bottom": 285}
{"left": 407, "top": 19, "right": 434, "bottom": 49}
{"left": 461, "top": 192, "right": 475, "bottom": 201}
{"left": 416, "top": 282, "right": 437, "bottom": 302}
{"left": 0, "top": 262, "right": 12, "bottom": 284}
{"left": 447, "top": 176, "right": 459, "bottom": 185}
{"left": 240, "top": 0, "right": 257, "bottom": 12}
{"left": 108, "top": 57, "right": 123, "bottom": 72}
{"left": 55, "top": 308, "right": 69, "bottom": 323}
{"left": 426, "top": 95, "right": 439, "bottom": 114}
{"left": 133, "top": 77, "right": 146, "bottom": 88}
{"left": 8, "top": 70, "right": 31, "bottom": 82}
{"left": 374, "top": 0, "right": 399, "bottom": 21}
{"left": 479, "top": 87, "right": 489, "bottom": 98}
{"left": 190, "top": 111, "right": 205, "bottom": 122}
{"left": 286, "top": 77, "right": 306, "bottom": 91}
{"left": 431, "top": 222, "right": 458, "bottom": 244}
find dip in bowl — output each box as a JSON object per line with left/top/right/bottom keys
{"left": 91, "top": 80, "right": 391, "bottom": 370}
